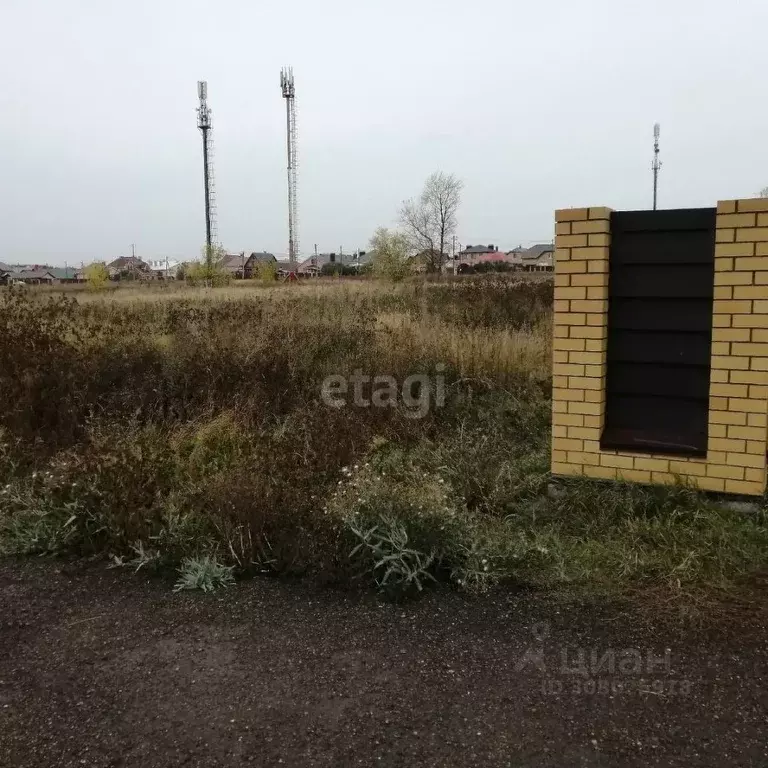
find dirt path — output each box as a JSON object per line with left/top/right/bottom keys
{"left": 0, "top": 560, "right": 766, "bottom": 768}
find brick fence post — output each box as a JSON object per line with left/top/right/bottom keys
{"left": 551, "top": 207, "right": 612, "bottom": 477}
{"left": 709, "top": 199, "right": 768, "bottom": 494}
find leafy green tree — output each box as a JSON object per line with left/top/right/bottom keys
{"left": 84, "top": 263, "right": 109, "bottom": 290}
{"left": 370, "top": 228, "right": 413, "bottom": 282}
{"left": 184, "top": 245, "right": 230, "bottom": 286}
{"left": 203, "top": 243, "right": 225, "bottom": 271}
{"left": 256, "top": 261, "right": 278, "bottom": 281}
{"left": 186, "top": 261, "right": 230, "bottom": 286}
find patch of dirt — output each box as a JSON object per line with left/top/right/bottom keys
{"left": 0, "top": 559, "right": 766, "bottom": 767}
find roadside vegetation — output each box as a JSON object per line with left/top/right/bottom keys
{"left": 0, "top": 277, "right": 766, "bottom": 603}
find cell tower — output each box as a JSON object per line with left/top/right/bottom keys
{"left": 197, "top": 80, "right": 219, "bottom": 256}
{"left": 280, "top": 67, "right": 299, "bottom": 262}
{"left": 652, "top": 122, "right": 662, "bottom": 211}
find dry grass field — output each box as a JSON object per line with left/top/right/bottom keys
{"left": 1, "top": 275, "right": 766, "bottom": 604}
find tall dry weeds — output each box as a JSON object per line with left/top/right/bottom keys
{"left": 2, "top": 277, "right": 766, "bottom": 601}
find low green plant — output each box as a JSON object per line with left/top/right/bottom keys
{"left": 0, "top": 479, "right": 104, "bottom": 556}
{"left": 126, "top": 540, "right": 163, "bottom": 572}
{"left": 349, "top": 518, "right": 437, "bottom": 595}
{"left": 174, "top": 556, "right": 235, "bottom": 592}
{"left": 329, "top": 457, "right": 546, "bottom": 596}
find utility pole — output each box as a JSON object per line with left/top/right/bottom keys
{"left": 131, "top": 243, "right": 135, "bottom": 259}
{"left": 652, "top": 122, "right": 662, "bottom": 211}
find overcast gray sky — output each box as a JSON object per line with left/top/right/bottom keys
{"left": 3, "top": 0, "right": 767, "bottom": 265}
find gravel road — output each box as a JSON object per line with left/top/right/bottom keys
{"left": 1, "top": 560, "right": 766, "bottom": 767}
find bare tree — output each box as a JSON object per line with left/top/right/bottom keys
{"left": 399, "top": 172, "right": 463, "bottom": 273}
{"left": 758, "top": 186, "right": 768, "bottom": 198}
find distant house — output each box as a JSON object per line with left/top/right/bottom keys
{"left": 248, "top": 252, "right": 277, "bottom": 277}
{"left": 218, "top": 253, "right": 248, "bottom": 278}
{"left": 47, "top": 267, "right": 80, "bottom": 283}
{"left": 107, "top": 256, "right": 151, "bottom": 279}
{"left": 297, "top": 257, "right": 317, "bottom": 275}
{"left": 146, "top": 258, "right": 181, "bottom": 279}
{"left": 409, "top": 249, "right": 449, "bottom": 273}
{"left": 297, "top": 252, "right": 343, "bottom": 275}
{"left": 219, "top": 251, "right": 277, "bottom": 279}
{"left": 454, "top": 242, "right": 554, "bottom": 272}
{"left": 516, "top": 243, "right": 554, "bottom": 271}
{"left": 7, "top": 268, "right": 58, "bottom": 285}
{"left": 458, "top": 244, "right": 502, "bottom": 267}
{"left": 293, "top": 251, "right": 367, "bottom": 276}
{"left": 276, "top": 261, "right": 300, "bottom": 277}
{"left": 0, "top": 263, "right": 86, "bottom": 285}
{"left": 348, "top": 251, "right": 370, "bottom": 270}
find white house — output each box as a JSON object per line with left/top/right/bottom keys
{"left": 146, "top": 258, "right": 181, "bottom": 278}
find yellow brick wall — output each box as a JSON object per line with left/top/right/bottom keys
{"left": 551, "top": 201, "right": 768, "bottom": 496}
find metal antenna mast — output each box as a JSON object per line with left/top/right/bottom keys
{"left": 652, "top": 122, "right": 662, "bottom": 211}
{"left": 197, "top": 81, "right": 219, "bottom": 256}
{"left": 280, "top": 67, "right": 299, "bottom": 262}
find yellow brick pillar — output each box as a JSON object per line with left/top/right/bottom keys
{"left": 551, "top": 207, "right": 612, "bottom": 477}
{"left": 709, "top": 199, "right": 768, "bottom": 495}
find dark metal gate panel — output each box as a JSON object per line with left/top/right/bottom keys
{"left": 601, "top": 208, "right": 716, "bottom": 456}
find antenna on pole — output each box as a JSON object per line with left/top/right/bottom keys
{"left": 280, "top": 67, "right": 299, "bottom": 263}
{"left": 652, "top": 122, "right": 662, "bottom": 211}
{"left": 197, "top": 80, "right": 218, "bottom": 262}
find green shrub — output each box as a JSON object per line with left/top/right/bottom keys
{"left": 174, "top": 556, "right": 235, "bottom": 592}
{"left": 0, "top": 486, "right": 92, "bottom": 556}
{"left": 327, "top": 456, "right": 551, "bottom": 597}
{"left": 186, "top": 261, "right": 231, "bottom": 286}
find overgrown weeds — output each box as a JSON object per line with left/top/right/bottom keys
{"left": 1, "top": 280, "right": 766, "bottom": 603}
